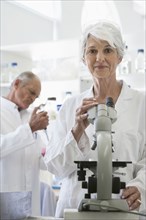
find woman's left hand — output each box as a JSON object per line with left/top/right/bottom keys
{"left": 121, "top": 186, "right": 141, "bottom": 210}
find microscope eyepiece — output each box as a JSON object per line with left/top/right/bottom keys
{"left": 106, "top": 97, "right": 114, "bottom": 108}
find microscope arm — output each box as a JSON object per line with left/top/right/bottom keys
{"left": 97, "top": 132, "right": 112, "bottom": 200}
{"left": 89, "top": 102, "right": 116, "bottom": 200}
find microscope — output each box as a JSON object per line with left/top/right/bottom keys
{"left": 64, "top": 97, "right": 139, "bottom": 220}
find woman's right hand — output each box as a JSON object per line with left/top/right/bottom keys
{"left": 72, "top": 97, "right": 98, "bottom": 142}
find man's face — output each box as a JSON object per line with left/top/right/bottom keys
{"left": 14, "top": 79, "right": 41, "bottom": 110}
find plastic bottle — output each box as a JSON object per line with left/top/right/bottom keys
{"left": 120, "top": 45, "right": 132, "bottom": 74}
{"left": 63, "top": 91, "right": 72, "bottom": 103}
{"left": 135, "top": 49, "right": 145, "bottom": 74}
{"left": 46, "top": 97, "right": 57, "bottom": 120}
{"left": 9, "top": 62, "right": 19, "bottom": 82}
{"left": 52, "top": 174, "right": 62, "bottom": 190}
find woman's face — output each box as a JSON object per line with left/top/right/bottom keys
{"left": 84, "top": 35, "right": 122, "bottom": 79}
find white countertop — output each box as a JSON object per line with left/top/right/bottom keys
{"left": 26, "top": 217, "right": 63, "bottom": 220}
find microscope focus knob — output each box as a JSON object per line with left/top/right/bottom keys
{"left": 82, "top": 181, "right": 87, "bottom": 189}
{"left": 112, "top": 177, "right": 121, "bottom": 193}
{"left": 112, "top": 177, "right": 126, "bottom": 193}
{"left": 85, "top": 193, "right": 91, "bottom": 199}
{"left": 120, "top": 182, "right": 126, "bottom": 189}
{"left": 77, "top": 170, "right": 86, "bottom": 181}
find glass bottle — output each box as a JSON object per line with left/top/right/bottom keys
{"left": 46, "top": 97, "right": 57, "bottom": 120}
{"left": 120, "top": 45, "right": 132, "bottom": 74}
{"left": 135, "top": 49, "right": 145, "bottom": 74}
{"left": 63, "top": 91, "right": 72, "bottom": 103}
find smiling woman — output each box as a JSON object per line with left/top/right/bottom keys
{"left": 43, "top": 21, "right": 146, "bottom": 218}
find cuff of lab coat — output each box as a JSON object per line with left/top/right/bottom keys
{"left": 67, "top": 130, "right": 90, "bottom": 157}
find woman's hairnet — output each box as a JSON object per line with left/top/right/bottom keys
{"left": 80, "top": 20, "right": 125, "bottom": 60}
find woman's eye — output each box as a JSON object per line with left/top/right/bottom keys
{"left": 90, "top": 49, "right": 97, "bottom": 54}
{"left": 87, "top": 49, "right": 97, "bottom": 55}
{"left": 104, "top": 48, "right": 113, "bottom": 53}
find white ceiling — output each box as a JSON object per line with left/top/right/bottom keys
{"left": 7, "top": 0, "right": 62, "bottom": 21}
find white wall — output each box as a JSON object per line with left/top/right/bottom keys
{"left": 1, "top": 1, "right": 53, "bottom": 46}
{"left": 115, "top": 0, "right": 145, "bottom": 66}
{"left": 1, "top": 1, "right": 83, "bottom": 46}
{"left": 1, "top": 0, "right": 145, "bottom": 99}
{"left": 1, "top": 1, "right": 145, "bottom": 48}
{"left": 115, "top": 0, "right": 145, "bottom": 49}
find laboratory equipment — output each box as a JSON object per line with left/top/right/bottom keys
{"left": 64, "top": 97, "right": 140, "bottom": 220}
{"left": 135, "top": 49, "right": 145, "bottom": 74}
{"left": 120, "top": 45, "right": 132, "bottom": 74}
{"left": 38, "top": 101, "right": 50, "bottom": 143}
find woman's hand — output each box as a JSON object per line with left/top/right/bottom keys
{"left": 72, "top": 97, "right": 98, "bottom": 142}
{"left": 121, "top": 186, "right": 141, "bottom": 210}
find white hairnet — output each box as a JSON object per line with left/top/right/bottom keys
{"left": 80, "top": 20, "right": 125, "bottom": 60}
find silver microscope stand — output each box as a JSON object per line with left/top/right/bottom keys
{"left": 64, "top": 100, "right": 139, "bottom": 220}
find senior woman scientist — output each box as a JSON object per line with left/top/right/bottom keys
{"left": 44, "top": 21, "right": 146, "bottom": 217}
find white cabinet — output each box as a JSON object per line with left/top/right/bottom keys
{"left": 0, "top": 83, "right": 11, "bottom": 96}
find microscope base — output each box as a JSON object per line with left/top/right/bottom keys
{"left": 64, "top": 209, "right": 139, "bottom": 220}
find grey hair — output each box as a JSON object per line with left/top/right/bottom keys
{"left": 80, "top": 20, "right": 126, "bottom": 60}
{"left": 10, "top": 71, "right": 40, "bottom": 88}
{"left": 15, "top": 71, "right": 40, "bottom": 83}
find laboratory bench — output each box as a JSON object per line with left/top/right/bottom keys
{"left": 23, "top": 208, "right": 146, "bottom": 220}
{"left": 25, "top": 217, "right": 63, "bottom": 220}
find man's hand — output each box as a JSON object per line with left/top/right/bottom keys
{"left": 29, "top": 107, "right": 49, "bottom": 132}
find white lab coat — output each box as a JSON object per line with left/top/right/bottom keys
{"left": 44, "top": 81, "right": 146, "bottom": 217}
{"left": 0, "top": 97, "right": 47, "bottom": 216}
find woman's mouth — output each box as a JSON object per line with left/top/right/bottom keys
{"left": 94, "top": 65, "right": 108, "bottom": 69}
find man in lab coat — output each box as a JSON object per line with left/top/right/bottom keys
{"left": 0, "top": 71, "right": 49, "bottom": 218}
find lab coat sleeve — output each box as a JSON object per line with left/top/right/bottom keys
{"left": 127, "top": 155, "right": 146, "bottom": 211}
{"left": 0, "top": 123, "right": 35, "bottom": 158}
{"left": 30, "top": 130, "right": 48, "bottom": 171}
{"left": 126, "top": 90, "right": 146, "bottom": 211}
{"left": 44, "top": 99, "right": 91, "bottom": 179}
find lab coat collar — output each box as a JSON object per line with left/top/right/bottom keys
{"left": 86, "top": 80, "right": 133, "bottom": 102}
{"left": 85, "top": 80, "right": 134, "bottom": 143}
{"left": 115, "top": 81, "right": 135, "bottom": 117}
{"left": 118, "top": 80, "right": 134, "bottom": 101}
{"left": 116, "top": 81, "right": 134, "bottom": 106}
{"left": 85, "top": 80, "right": 134, "bottom": 117}
{"left": 1, "top": 96, "right": 18, "bottom": 110}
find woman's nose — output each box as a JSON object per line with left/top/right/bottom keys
{"left": 96, "top": 52, "right": 105, "bottom": 62}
